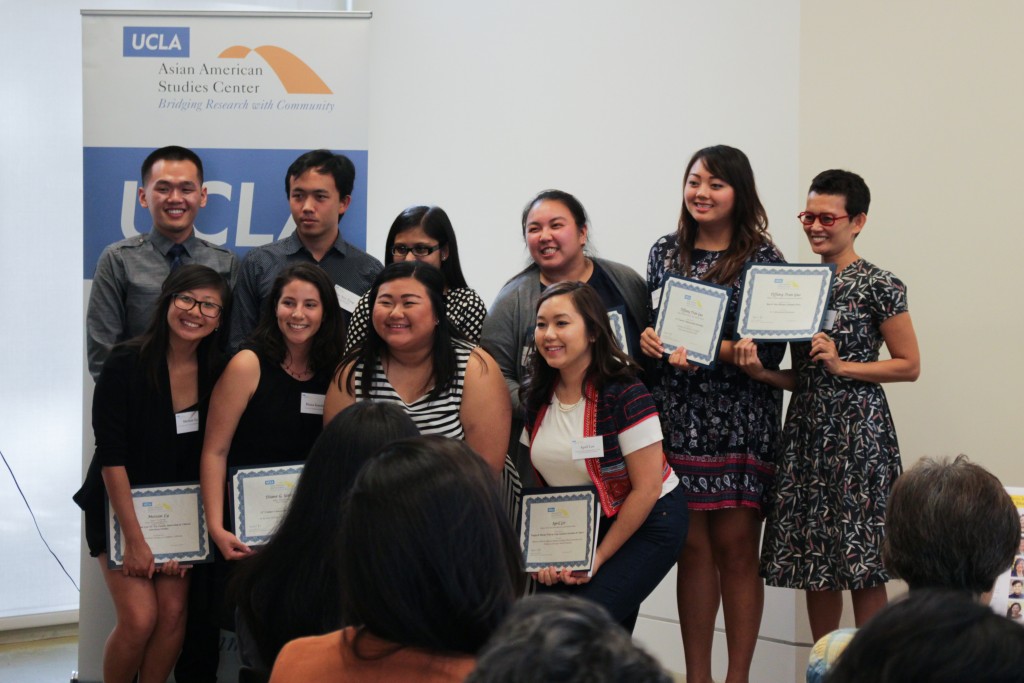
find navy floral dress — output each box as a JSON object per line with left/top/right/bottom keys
{"left": 760, "top": 259, "right": 908, "bottom": 590}
{"left": 646, "top": 235, "right": 785, "bottom": 511}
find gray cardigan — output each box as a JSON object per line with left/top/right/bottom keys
{"left": 479, "top": 258, "right": 650, "bottom": 412}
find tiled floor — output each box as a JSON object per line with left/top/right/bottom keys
{"left": 0, "top": 633, "right": 78, "bottom": 683}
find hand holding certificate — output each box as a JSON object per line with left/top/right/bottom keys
{"left": 519, "top": 487, "right": 600, "bottom": 577}
{"left": 735, "top": 264, "right": 835, "bottom": 341}
{"left": 653, "top": 275, "right": 731, "bottom": 367}
{"left": 230, "top": 462, "right": 304, "bottom": 547}
{"left": 106, "top": 483, "right": 211, "bottom": 569}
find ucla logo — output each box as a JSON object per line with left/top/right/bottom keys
{"left": 123, "top": 27, "right": 190, "bottom": 57}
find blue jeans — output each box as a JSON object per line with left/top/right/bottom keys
{"left": 539, "top": 484, "right": 688, "bottom": 632}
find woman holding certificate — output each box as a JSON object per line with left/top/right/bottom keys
{"left": 73, "top": 264, "right": 230, "bottom": 683}
{"left": 324, "top": 260, "right": 521, "bottom": 515}
{"left": 522, "top": 281, "right": 687, "bottom": 632}
{"left": 200, "top": 263, "right": 343, "bottom": 561}
{"left": 639, "top": 145, "right": 784, "bottom": 683}
{"left": 735, "top": 170, "right": 920, "bottom": 641}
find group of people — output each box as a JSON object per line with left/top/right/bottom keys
{"left": 75, "top": 141, "right": 930, "bottom": 683}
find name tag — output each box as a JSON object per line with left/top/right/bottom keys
{"left": 822, "top": 309, "right": 838, "bottom": 331}
{"left": 175, "top": 410, "right": 199, "bottom": 435}
{"left": 651, "top": 288, "right": 662, "bottom": 309}
{"left": 300, "top": 393, "right": 325, "bottom": 415}
{"left": 571, "top": 436, "right": 603, "bottom": 460}
{"left": 334, "top": 285, "right": 360, "bottom": 313}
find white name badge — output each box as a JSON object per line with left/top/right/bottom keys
{"left": 300, "top": 393, "right": 325, "bottom": 415}
{"left": 571, "top": 436, "right": 603, "bottom": 461}
{"left": 175, "top": 410, "right": 199, "bottom": 435}
{"left": 822, "top": 309, "right": 838, "bottom": 331}
{"left": 334, "top": 285, "right": 360, "bottom": 313}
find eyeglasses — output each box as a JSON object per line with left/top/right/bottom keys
{"left": 172, "top": 293, "right": 223, "bottom": 318}
{"left": 798, "top": 212, "right": 850, "bottom": 227}
{"left": 392, "top": 243, "right": 443, "bottom": 257}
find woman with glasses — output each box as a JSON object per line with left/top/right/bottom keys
{"left": 200, "top": 263, "right": 344, "bottom": 596}
{"left": 736, "top": 169, "right": 920, "bottom": 641}
{"left": 344, "top": 206, "right": 486, "bottom": 353}
{"left": 639, "top": 146, "right": 785, "bottom": 683}
{"left": 73, "top": 265, "right": 231, "bottom": 683}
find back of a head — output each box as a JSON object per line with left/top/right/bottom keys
{"left": 467, "top": 595, "right": 671, "bottom": 683}
{"left": 337, "top": 436, "right": 524, "bottom": 655}
{"left": 825, "top": 590, "right": 1024, "bottom": 683}
{"left": 883, "top": 455, "right": 1019, "bottom": 595}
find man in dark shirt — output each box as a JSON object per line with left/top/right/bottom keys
{"left": 229, "top": 149, "right": 382, "bottom": 351}
{"left": 86, "top": 145, "right": 238, "bottom": 378}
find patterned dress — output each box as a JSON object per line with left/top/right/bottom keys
{"left": 646, "top": 235, "right": 785, "bottom": 511}
{"left": 760, "top": 259, "right": 908, "bottom": 590}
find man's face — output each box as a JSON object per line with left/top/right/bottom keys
{"left": 288, "top": 169, "right": 351, "bottom": 245}
{"left": 138, "top": 159, "right": 207, "bottom": 240}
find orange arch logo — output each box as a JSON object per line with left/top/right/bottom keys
{"left": 219, "top": 45, "right": 331, "bottom": 94}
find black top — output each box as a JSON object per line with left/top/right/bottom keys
{"left": 74, "top": 343, "right": 221, "bottom": 555}
{"left": 226, "top": 353, "right": 329, "bottom": 471}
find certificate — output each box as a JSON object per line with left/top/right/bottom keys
{"left": 735, "top": 263, "right": 835, "bottom": 341}
{"left": 519, "top": 487, "right": 600, "bottom": 576}
{"left": 230, "top": 462, "right": 304, "bottom": 546}
{"left": 653, "top": 275, "right": 731, "bottom": 367}
{"left": 106, "top": 482, "right": 211, "bottom": 568}
{"left": 606, "top": 307, "right": 630, "bottom": 356}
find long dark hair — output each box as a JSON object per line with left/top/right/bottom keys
{"left": 127, "top": 264, "right": 231, "bottom": 389}
{"left": 384, "top": 206, "right": 469, "bottom": 289}
{"left": 339, "top": 261, "right": 464, "bottom": 402}
{"left": 246, "top": 263, "right": 344, "bottom": 375}
{"left": 231, "top": 402, "right": 419, "bottom": 668}
{"left": 674, "top": 145, "right": 771, "bottom": 285}
{"left": 338, "top": 436, "right": 525, "bottom": 656}
{"left": 522, "top": 281, "right": 638, "bottom": 413}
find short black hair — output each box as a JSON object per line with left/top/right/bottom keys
{"left": 285, "top": 149, "right": 355, "bottom": 199}
{"left": 141, "top": 145, "right": 204, "bottom": 185}
{"left": 883, "top": 455, "right": 1019, "bottom": 596}
{"left": 825, "top": 590, "right": 1024, "bottom": 683}
{"left": 808, "top": 169, "right": 870, "bottom": 217}
{"left": 467, "top": 594, "right": 672, "bottom": 683}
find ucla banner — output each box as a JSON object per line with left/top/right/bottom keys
{"left": 82, "top": 11, "right": 371, "bottom": 276}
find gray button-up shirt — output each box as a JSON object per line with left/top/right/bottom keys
{"left": 86, "top": 230, "right": 238, "bottom": 379}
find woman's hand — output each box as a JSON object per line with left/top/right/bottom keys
{"left": 735, "top": 338, "right": 765, "bottom": 379}
{"left": 122, "top": 537, "right": 156, "bottom": 579}
{"left": 534, "top": 565, "right": 595, "bottom": 586}
{"left": 809, "top": 332, "right": 844, "bottom": 375}
{"left": 211, "top": 527, "right": 252, "bottom": 560}
{"left": 159, "top": 559, "right": 191, "bottom": 578}
{"left": 639, "top": 327, "right": 664, "bottom": 359}
{"left": 666, "top": 345, "right": 693, "bottom": 370}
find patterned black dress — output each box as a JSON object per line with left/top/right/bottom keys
{"left": 646, "top": 235, "right": 785, "bottom": 511}
{"left": 760, "top": 259, "right": 908, "bottom": 590}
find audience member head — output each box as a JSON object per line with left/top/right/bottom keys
{"left": 133, "top": 264, "right": 230, "bottom": 387}
{"left": 285, "top": 148, "right": 356, "bottom": 202}
{"left": 824, "top": 590, "right": 1024, "bottom": 683}
{"left": 233, "top": 402, "right": 419, "bottom": 667}
{"left": 520, "top": 190, "right": 590, "bottom": 277}
{"left": 285, "top": 150, "right": 355, "bottom": 245}
{"left": 883, "top": 455, "right": 1018, "bottom": 596}
{"left": 248, "top": 262, "right": 344, "bottom": 374}
{"left": 466, "top": 594, "right": 671, "bottom": 683}
{"left": 384, "top": 205, "right": 469, "bottom": 289}
{"left": 338, "top": 436, "right": 524, "bottom": 656}
{"left": 141, "top": 145, "right": 204, "bottom": 185}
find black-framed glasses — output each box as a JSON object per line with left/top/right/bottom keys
{"left": 392, "top": 243, "right": 442, "bottom": 257}
{"left": 798, "top": 212, "right": 850, "bottom": 227}
{"left": 172, "top": 293, "right": 223, "bottom": 318}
